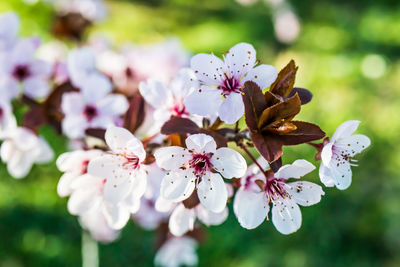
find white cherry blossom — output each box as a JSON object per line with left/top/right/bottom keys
{"left": 0, "top": 127, "right": 53, "bottom": 178}
{"left": 185, "top": 42, "right": 278, "bottom": 124}
{"left": 154, "top": 236, "right": 198, "bottom": 267}
{"left": 87, "top": 126, "right": 148, "bottom": 227}
{"left": 154, "top": 133, "right": 247, "bottom": 213}
{"left": 234, "top": 159, "right": 324, "bottom": 235}
{"left": 139, "top": 68, "right": 201, "bottom": 127}
{"left": 51, "top": 0, "right": 107, "bottom": 22}
{"left": 61, "top": 75, "right": 128, "bottom": 139}
{"left": 319, "top": 120, "right": 371, "bottom": 190}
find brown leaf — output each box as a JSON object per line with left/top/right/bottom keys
{"left": 270, "top": 60, "right": 298, "bottom": 98}
{"left": 279, "top": 121, "right": 325, "bottom": 145}
{"left": 242, "top": 81, "right": 266, "bottom": 131}
{"left": 161, "top": 116, "right": 200, "bottom": 135}
{"left": 258, "top": 94, "right": 301, "bottom": 130}
{"left": 85, "top": 128, "right": 106, "bottom": 142}
{"left": 251, "top": 132, "right": 283, "bottom": 163}
{"left": 123, "top": 95, "right": 145, "bottom": 134}
{"left": 22, "top": 106, "right": 46, "bottom": 133}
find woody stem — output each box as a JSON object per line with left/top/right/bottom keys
{"left": 238, "top": 143, "right": 268, "bottom": 179}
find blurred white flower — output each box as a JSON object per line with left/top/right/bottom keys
{"left": 234, "top": 159, "right": 324, "bottom": 234}
{"left": 87, "top": 126, "right": 148, "bottom": 228}
{"left": 186, "top": 42, "right": 277, "bottom": 124}
{"left": 139, "top": 68, "right": 201, "bottom": 128}
{"left": 0, "top": 11, "right": 19, "bottom": 51}
{"left": 37, "top": 41, "right": 69, "bottom": 85}
{"left": 154, "top": 133, "right": 247, "bottom": 213}
{"left": 155, "top": 237, "right": 198, "bottom": 267}
{"left": 61, "top": 74, "right": 128, "bottom": 139}
{"left": 0, "top": 100, "right": 16, "bottom": 138}
{"left": 319, "top": 120, "right": 370, "bottom": 190}
{"left": 273, "top": 9, "right": 301, "bottom": 44}
{"left": 0, "top": 38, "right": 52, "bottom": 100}
{"left": 50, "top": 0, "right": 107, "bottom": 22}
{"left": 0, "top": 127, "right": 53, "bottom": 178}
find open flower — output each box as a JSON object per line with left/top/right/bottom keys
{"left": 154, "top": 133, "right": 247, "bottom": 213}
{"left": 155, "top": 236, "right": 198, "bottom": 267}
{"left": 139, "top": 68, "right": 200, "bottom": 128}
{"left": 185, "top": 42, "right": 277, "bottom": 124}
{"left": 87, "top": 126, "right": 147, "bottom": 223}
{"left": 56, "top": 149, "right": 103, "bottom": 197}
{"left": 319, "top": 120, "right": 370, "bottom": 190}
{"left": 61, "top": 75, "right": 128, "bottom": 139}
{"left": 0, "top": 127, "right": 53, "bottom": 178}
{"left": 0, "top": 38, "right": 52, "bottom": 99}
{"left": 234, "top": 159, "right": 324, "bottom": 234}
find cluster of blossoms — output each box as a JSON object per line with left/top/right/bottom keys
{"left": 0, "top": 4, "right": 371, "bottom": 267}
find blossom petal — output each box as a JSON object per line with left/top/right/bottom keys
{"left": 196, "top": 204, "right": 228, "bottom": 226}
{"left": 190, "top": 53, "right": 225, "bottom": 85}
{"left": 274, "top": 159, "right": 315, "bottom": 180}
{"left": 185, "top": 133, "right": 217, "bottom": 154}
{"left": 105, "top": 126, "right": 143, "bottom": 157}
{"left": 97, "top": 94, "right": 129, "bottom": 116}
{"left": 184, "top": 86, "right": 223, "bottom": 118}
{"left": 242, "top": 64, "right": 278, "bottom": 89}
{"left": 67, "top": 189, "right": 97, "bottom": 215}
{"left": 211, "top": 147, "right": 247, "bottom": 178}
{"left": 233, "top": 188, "right": 268, "bottom": 229}
{"left": 197, "top": 172, "right": 227, "bottom": 213}
{"left": 331, "top": 120, "right": 360, "bottom": 142}
{"left": 81, "top": 73, "right": 112, "bottom": 103}
{"left": 218, "top": 93, "right": 244, "bottom": 124}
{"left": 7, "top": 151, "right": 34, "bottom": 178}
{"left": 61, "top": 92, "right": 85, "bottom": 116}
{"left": 102, "top": 202, "right": 131, "bottom": 230}
{"left": 57, "top": 172, "right": 79, "bottom": 197}
{"left": 61, "top": 115, "right": 87, "bottom": 139}
{"left": 154, "top": 146, "right": 191, "bottom": 171}
{"left": 286, "top": 181, "right": 325, "bottom": 206}
{"left": 160, "top": 169, "right": 196, "bottom": 202}
{"left": 327, "top": 160, "right": 352, "bottom": 190}
{"left": 335, "top": 134, "right": 371, "bottom": 157}
{"left": 35, "top": 137, "right": 54, "bottom": 163}
{"left": 271, "top": 198, "right": 302, "bottom": 235}
{"left": 321, "top": 142, "right": 333, "bottom": 166}
{"left": 23, "top": 77, "right": 50, "bottom": 99}
{"left": 169, "top": 204, "right": 196, "bottom": 237}
{"left": 138, "top": 79, "right": 169, "bottom": 108}
{"left": 104, "top": 173, "right": 134, "bottom": 204}
{"left": 224, "top": 42, "right": 256, "bottom": 77}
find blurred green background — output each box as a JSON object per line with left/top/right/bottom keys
{"left": 0, "top": 0, "right": 399, "bottom": 266}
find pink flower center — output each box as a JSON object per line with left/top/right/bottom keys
{"left": 81, "top": 159, "right": 90, "bottom": 174}
{"left": 189, "top": 153, "right": 212, "bottom": 176}
{"left": 123, "top": 154, "right": 140, "bottom": 170}
{"left": 125, "top": 67, "right": 135, "bottom": 79}
{"left": 170, "top": 102, "right": 188, "bottom": 117}
{"left": 12, "top": 65, "right": 31, "bottom": 81}
{"left": 218, "top": 75, "right": 242, "bottom": 95}
{"left": 83, "top": 105, "right": 98, "bottom": 122}
{"left": 265, "top": 178, "right": 289, "bottom": 202}
{"left": 0, "top": 107, "right": 3, "bottom": 120}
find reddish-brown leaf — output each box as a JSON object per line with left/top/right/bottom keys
{"left": 279, "top": 121, "right": 325, "bottom": 145}
{"left": 258, "top": 94, "right": 301, "bottom": 130}
{"left": 123, "top": 95, "right": 145, "bottom": 134}
{"left": 161, "top": 116, "right": 200, "bottom": 135}
{"left": 85, "top": 128, "right": 106, "bottom": 142}
{"left": 242, "top": 81, "right": 266, "bottom": 131}
{"left": 270, "top": 60, "right": 298, "bottom": 98}
{"left": 251, "top": 132, "right": 283, "bottom": 163}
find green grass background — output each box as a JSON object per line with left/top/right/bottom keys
{"left": 0, "top": 0, "right": 399, "bottom": 266}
